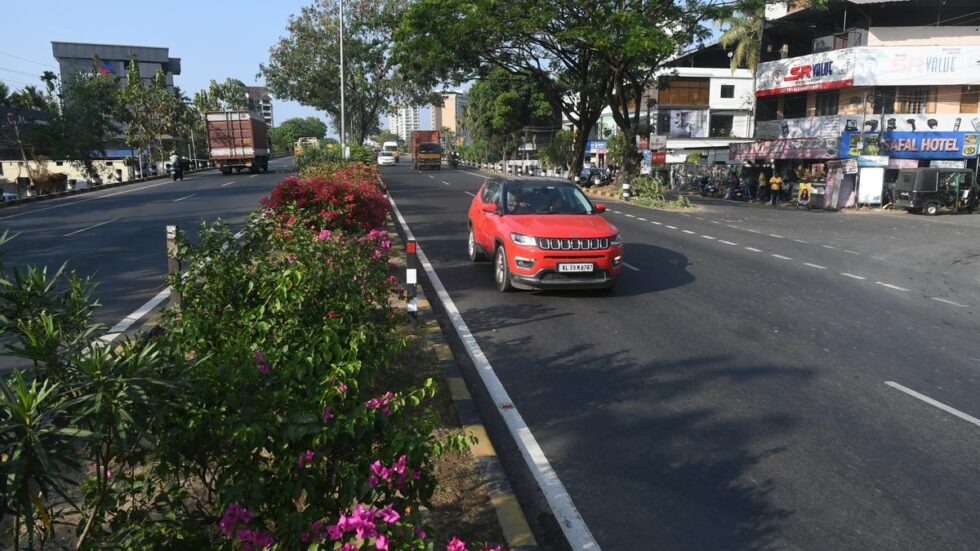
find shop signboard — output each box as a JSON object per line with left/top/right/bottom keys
{"left": 586, "top": 140, "right": 607, "bottom": 154}
{"left": 756, "top": 49, "right": 856, "bottom": 96}
{"left": 649, "top": 134, "right": 667, "bottom": 149}
{"left": 840, "top": 132, "right": 980, "bottom": 159}
{"left": 888, "top": 158, "right": 918, "bottom": 169}
{"left": 853, "top": 45, "right": 980, "bottom": 87}
{"left": 651, "top": 151, "right": 667, "bottom": 164}
{"left": 756, "top": 116, "right": 842, "bottom": 139}
{"left": 843, "top": 159, "right": 859, "bottom": 175}
{"left": 931, "top": 160, "right": 967, "bottom": 168}
{"left": 857, "top": 155, "right": 889, "bottom": 167}
{"left": 730, "top": 137, "right": 840, "bottom": 160}
{"left": 637, "top": 134, "right": 649, "bottom": 150}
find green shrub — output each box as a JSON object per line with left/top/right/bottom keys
{"left": 630, "top": 175, "right": 692, "bottom": 210}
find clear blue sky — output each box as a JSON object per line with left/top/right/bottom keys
{"left": 1, "top": 0, "right": 353, "bottom": 133}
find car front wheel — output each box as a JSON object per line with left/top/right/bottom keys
{"left": 494, "top": 246, "right": 514, "bottom": 292}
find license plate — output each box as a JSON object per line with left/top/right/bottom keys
{"left": 558, "top": 263, "right": 594, "bottom": 273}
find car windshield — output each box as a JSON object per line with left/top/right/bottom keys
{"left": 504, "top": 183, "right": 594, "bottom": 215}
{"left": 379, "top": 151, "right": 392, "bottom": 157}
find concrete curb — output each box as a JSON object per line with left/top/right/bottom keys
{"left": 385, "top": 210, "right": 539, "bottom": 551}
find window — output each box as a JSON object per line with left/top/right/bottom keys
{"left": 709, "top": 114, "right": 735, "bottom": 137}
{"left": 961, "top": 85, "right": 979, "bottom": 114}
{"left": 658, "top": 77, "right": 710, "bottom": 106}
{"left": 756, "top": 97, "right": 779, "bottom": 121}
{"left": 872, "top": 87, "right": 896, "bottom": 115}
{"left": 481, "top": 181, "right": 500, "bottom": 205}
{"left": 814, "top": 91, "right": 839, "bottom": 116}
{"left": 782, "top": 93, "right": 807, "bottom": 119}
{"left": 720, "top": 85, "right": 735, "bottom": 99}
{"left": 897, "top": 87, "right": 934, "bottom": 114}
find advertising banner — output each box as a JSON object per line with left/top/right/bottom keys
{"left": 637, "top": 134, "right": 649, "bottom": 150}
{"left": 756, "top": 116, "right": 842, "bottom": 139}
{"left": 649, "top": 135, "right": 667, "bottom": 149}
{"left": 586, "top": 141, "right": 607, "bottom": 154}
{"left": 657, "top": 109, "right": 708, "bottom": 138}
{"left": 853, "top": 45, "right": 980, "bottom": 87}
{"left": 840, "top": 132, "right": 980, "bottom": 159}
{"left": 730, "top": 137, "right": 840, "bottom": 160}
{"left": 756, "top": 49, "right": 856, "bottom": 96}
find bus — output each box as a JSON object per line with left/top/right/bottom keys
{"left": 382, "top": 141, "right": 400, "bottom": 163}
{"left": 294, "top": 137, "right": 320, "bottom": 156}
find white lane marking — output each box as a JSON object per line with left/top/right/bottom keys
{"left": 719, "top": 240, "right": 739, "bottom": 246}
{"left": 637, "top": 217, "right": 647, "bottom": 221}
{"left": 100, "top": 287, "right": 171, "bottom": 342}
{"left": 746, "top": 229, "right": 760, "bottom": 233}
{"left": 822, "top": 244, "right": 835, "bottom": 250}
{"left": 428, "top": 175, "right": 435, "bottom": 179}
{"left": 701, "top": 235, "right": 715, "bottom": 240}
{"left": 682, "top": 229, "right": 695, "bottom": 234}
{"left": 726, "top": 224, "right": 738, "bottom": 229}
{"left": 711, "top": 220, "right": 720, "bottom": 224}
{"left": 803, "top": 262, "right": 827, "bottom": 270}
{"left": 625, "top": 214, "right": 636, "bottom": 218}
{"left": 876, "top": 282, "right": 910, "bottom": 292}
{"left": 63, "top": 217, "right": 119, "bottom": 237}
{"left": 387, "top": 195, "right": 599, "bottom": 550}
{"left": 840, "top": 272, "right": 867, "bottom": 280}
{"left": 745, "top": 247, "right": 763, "bottom": 252}
{"left": 651, "top": 221, "right": 662, "bottom": 225}
{"left": 173, "top": 193, "right": 196, "bottom": 202}
{"left": 885, "top": 381, "right": 980, "bottom": 429}
{"left": 442, "top": 181, "right": 451, "bottom": 186}
{"left": 930, "top": 297, "right": 968, "bottom": 308}
{"left": 221, "top": 180, "right": 237, "bottom": 187}
{"left": 460, "top": 170, "right": 485, "bottom": 178}
{"left": 464, "top": 191, "right": 476, "bottom": 197}
{"left": 844, "top": 249, "right": 860, "bottom": 255}
{"left": 622, "top": 262, "right": 641, "bottom": 272}
{"left": 769, "top": 234, "right": 784, "bottom": 238}
{"left": 0, "top": 178, "right": 177, "bottom": 221}
{"left": 793, "top": 239, "right": 808, "bottom": 244}
{"left": 771, "top": 254, "right": 792, "bottom": 260}
{"left": 666, "top": 225, "right": 678, "bottom": 230}
{"left": 249, "top": 174, "right": 258, "bottom": 178}
{"left": 872, "top": 255, "right": 886, "bottom": 261}
{"left": 610, "top": 210, "right": 620, "bottom": 213}
{"left": 695, "top": 216, "right": 704, "bottom": 220}
{"left": 680, "top": 213, "right": 691, "bottom": 218}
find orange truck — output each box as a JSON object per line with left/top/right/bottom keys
{"left": 206, "top": 111, "right": 270, "bottom": 175}
{"left": 411, "top": 130, "right": 442, "bottom": 170}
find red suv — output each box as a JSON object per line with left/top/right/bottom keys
{"left": 468, "top": 178, "right": 624, "bottom": 291}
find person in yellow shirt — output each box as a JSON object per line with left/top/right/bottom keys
{"left": 769, "top": 174, "right": 783, "bottom": 206}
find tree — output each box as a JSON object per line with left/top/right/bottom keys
{"left": 719, "top": 7, "right": 764, "bottom": 73}
{"left": 372, "top": 129, "right": 400, "bottom": 146}
{"left": 441, "top": 126, "right": 455, "bottom": 151}
{"left": 539, "top": 129, "right": 574, "bottom": 172}
{"left": 55, "top": 73, "right": 120, "bottom": 177}
{"left": 119, "top": 58, "right": 181, "bottom": 173}
{"left": 260, "top": 0, "right": 434, "bottom": 146}
{"left": 9, "top": 85, "right": 54, "bottom": 112}
{"left": 394, "top": 0, "right": 614, "bottom": 178}
{"left": 269, "top": 116, "right": 328, "bottom": 152}
{"left": 0, "top": 81, "right": 9, "bottom": 105}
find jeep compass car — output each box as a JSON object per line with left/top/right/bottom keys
{"left": 467, "top": 178, "right": 624, "bottom": 291}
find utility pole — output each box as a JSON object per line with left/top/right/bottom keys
{"left": 339, "top": 0, "right": 348, "bottom": 160}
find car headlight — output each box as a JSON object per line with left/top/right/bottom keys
{"left": 609, "top": 234, "right": 622, "bottom": 246}
{"left": 510, "top": 233, "right": 537, "bottom": 247}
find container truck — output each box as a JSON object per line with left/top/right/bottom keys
{"left": 206, "top": 111, "right": 270, "bottom": 174}
{"left": 411, "top": 130, "right": 442, "bottom": 170}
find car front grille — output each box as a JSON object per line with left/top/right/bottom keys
{"left": 538, "top": 237, "right": 609, "bottom": 251}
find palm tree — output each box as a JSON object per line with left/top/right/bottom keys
{"left": 10, "top": 86, "right": 50, "bottom": 111}
{"left": 0, "top": 81, "right": 10, "bottom": 106}
{"left": 718, "top": 9, "right": 764, "bottom": 74}
{"left": 40, "top": 71, "right": 58, "bottom": 95}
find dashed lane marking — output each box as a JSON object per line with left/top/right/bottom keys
{"left": 803, "top": 262, "right": 827, "bottom": 270}
{"left": 822, "top": 245, "right": 836, "bottom": 249}
{"left": 625, "top": 214, "right": 636, "bottom": 218}
{"left": 726, "top": 224, "right": 738, "bottom": 229}
{"left": 696, "top": 216, "right": 705, "bottom": 220}
{"left": 173, "top": 193, "right": 196, "bottom": 202}
{"left": 886, "top": 381, "right": 980, "bottom": 429}
{"left": 771, "top": 254, "right": 792, "bottom": 260}
{"left": 931, "top": 297, "right": 968, "bottom": 308}
{"left": 666, "top": 225, "right": 678, "bottom": 230}
{"left": 840, "top": 273, "right": 867, "bottom": 280}
{"left": 745, "top": 247, "right": 763, "bottom": 252}
{"left": 442, "top": 181, "right": 451, "bottom": 186}
{"left": 652, "top": 221, "right": 663, "bottom": 225}
{"left": 711, "top": 220, "right": 720, "bottom": 224}
{"left": 719, "top": 240, "right": 739, "bottom": 246}
{"left": 63, "top": 217, "right": 119, "bottom": 237}
{"left": 844, "top": 250, "right": 860, "bottom": 255}
{"left": 622, "top": 262, "right": 641, "bottom": 272}
{"left": 769, "top": 234, "right": 784, "bottom": 238}
{"left": 747, "top": 229, "right": 760, "bottom": 233}
{"left": 701, "top": 235, "right": 715, "bottom": 240}
{"left": 464, "top": 191, "right": 476, "bottom": 197}
{"left": 682, "top": 229, "right": 695, "bottom": 234}
{"left": 876, "top": 282, "right": 910, "bottom": 292}
{"left": 221, "top": 180, "right": 237, "bottom": 187}
{"left": 637, "top": 217, "right": 647, "bottom": 221}
{"left": 793, "top": 238, "right": 808, "bottom": 244}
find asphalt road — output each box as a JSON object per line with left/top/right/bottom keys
{"left": 384, "top": 163, "right": 980, "bottom": 550}
{"left": 0, "top": 156, "right": 295, "bottom": 331}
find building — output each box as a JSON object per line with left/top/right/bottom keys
{"left": 247, "top": 86, "right": 274, "bottom": 126}
{"left": 390, "top": 106, "right": 420, "bottom": 142}
{"left": 431, "top": 92, "right": 468, "bottom": 142}
{"left": 732, "top": 0, "right": 980, "bottom": 207}
{"left": 51, "top": 41, "right": 181, "bottom": 88}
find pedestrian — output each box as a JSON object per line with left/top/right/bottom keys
{"left": 769, "top": 173, "right": 783, "bottom": 206}
{"left": 758, "top": 171, "right": 768, "bottom": 202}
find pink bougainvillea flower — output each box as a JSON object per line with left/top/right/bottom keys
{"left": 105, "top": 469, "right": 113, "bottom": 478}
{"left": 300, "top": 532, "right": 310, "bottom": 543}
{"left": 322, "top": 407, "right": 334, "bottom": 423}
{"left": 326, "top": 523, "right": 344, "bottom": 541}
{"left": 415, "top": 526, "right": 427, "bottom": 539}
{"left": 447, "top": 537, "right": 468, "bottom": 551}
{"left": 328, "top": 311, "right": 337, "bottom": 319}
{"left": 338, "top": 383, "right": 349, "bottom": 393}
{"left": 254, "top": 350, "right": 271, "bottom": 375}
{"left": 375, "top": 534, "right": 389, "bottom": 551}
{"left": 378, "top": 505, "right": 400, "bottom": 524}
{"left": 481, "top": 546, "right": 503, "bottom": 551}
{"left": 298, "top": 450, "right": 315, "bottom": 468}
{"left": 318, "top": 229, "right": 332, "bottom": 240}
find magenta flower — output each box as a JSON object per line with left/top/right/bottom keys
{"left": 365, "top": 391, "right": 396, "bottom": 416}
{"left": 300, "top": 532, "right": 310, "bottom": 543}
{"left": 375, "top": 534, "right": 389, "bottom": 550}
{"left": 415, "top": 526, "right": 427, "bottom": 539}
{"left": 318, "top": 229, "right": 332, "bottom": 240}
{"left": 326, "top": 523, "right": 344, "bottom": 540}
{"left": 447, "top": 537, "right": 468, "bottom": 551}
{"left": 381, "top": 239, "right": 392, "bottom": 250}
{"left": 379, "top": 505, "right": 400, "bottom": 524}
{"left": 285, "top": 255, "right": 297, "bottom": 265}
{"left": 254, "top": 350, "right": 270, "bottom": 375}
{"left": 297, "top": 450, "right": 315, "bottom": 468}
{"left": 322, "top": 407, "right": 334, "bottom": 423}
{"left": 105, "top": 469, "right": 113, "bottom": 479}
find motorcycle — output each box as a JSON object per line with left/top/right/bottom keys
{"left": 699, "top": 180, "right": 719, "bottom": 197}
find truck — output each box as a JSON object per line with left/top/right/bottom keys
{"left": 294, "top": 136, "right": 320, "bottom": 157}
{"left": 206, "top": 111, "right": 270, "bottom": 174}
{"left": 411, "top": 130, "right": 442, "bottom": 170}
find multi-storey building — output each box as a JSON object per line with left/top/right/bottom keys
{"left": 51, "top": 41, "right": 181, "bottom": 89}
{"left": 732, "top": 0, "right": 980, "bottom": 207}
{"left": 390, "top": 106, "right": 420, "bottom": 143}
{"left": 247, "top": 86, "right": 274, "bottom": 127}
{"left": 431, "top": 92, "right": 468, "bottom": 144}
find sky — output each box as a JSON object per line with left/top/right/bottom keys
{"left": 0, "top": 0, "right": 413, "bottom": 136}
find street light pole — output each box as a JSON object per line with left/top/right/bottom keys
{"left": 339, "top": 0, "right": 348, "bottom": 160}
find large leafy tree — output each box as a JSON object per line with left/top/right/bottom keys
{"left": 394, "top": 0, "right": 612, "bottom": 178}
{"left": 260, "top": 0, "right": 433, "bottom": 145}
{"left": 118, "top": 59, "right": 181, "bottom": 171}
{"left": 55, "top": 73, "right": 121, "bottom": 177}
{"left": 269, "top": 116, "right": 328, "bottom": 152}
{"left": 192, "top": 78, "right": 250, "bottom": 113}
{"left": 465, "top": 68, "right": 557, "bottom": 163}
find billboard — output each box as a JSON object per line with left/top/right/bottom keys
{"left": 756, "top": 116, "right": 842, "bottom": 139}
{"left": 656, "top": 109, "right": 708, "bottom": 138}
{"left": 840, "top": 131, "right": 980, "bottom": 159}
{"left": 756, "top": 49, "right": 856, "bottom": 96}
{"left": 730, "top": 137, "right": 840, "bottom": 160}
{"left": 853, "top": 46, "right": 980, "bottom": 87}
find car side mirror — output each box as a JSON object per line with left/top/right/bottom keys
{"left": 481, "top": 203, "right": 498, "bottom": 214}
{"left": 593, "top": 203, "right": 606, "bottom": 213}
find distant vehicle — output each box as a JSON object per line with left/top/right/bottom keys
{"left": 2, "top": 192, "right": 20, "bottom": 202}
{"left": 382, "top": 141, "right": 400, "bottom": 163}
{"left": 467, "top": 178, "right": 623, "bottom": 291}
{"left": 294, "top": 137, "right": 320, "bottom": 157}
{"left": 206, "top": 111, "right": 271, "bottom": 175}
{"left": 575, "top": 167, "right": 610, "bottom": 187}
{"left": 377, "top": 151, "right": 396, "bottom": 166}
{"left": 894, "top": 168, "right": 978, "bottom": 215}
{"left": 411, "top": 130, "right": 442, "bottom": 170}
